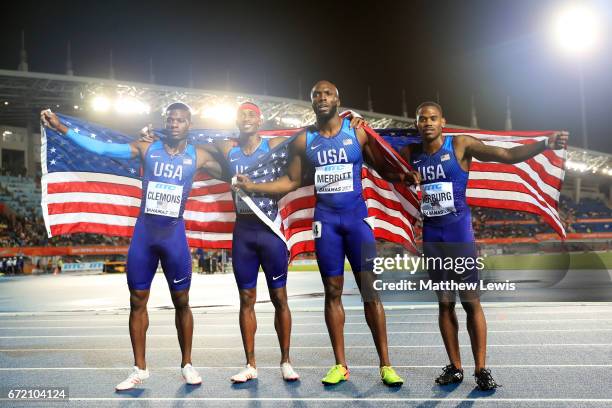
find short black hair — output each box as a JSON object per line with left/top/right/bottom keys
{"left": 415, "top": 101, "right": 443, "bottom": 117}
{"left": 165, "top": 102, "right": 192, "bottom": 120}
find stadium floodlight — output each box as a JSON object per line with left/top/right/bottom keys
{"left": 566, "top": 160, "right": 588, "bottom": 172}
{"left": 278, "top": 116, "right": 302, "bottom": 128}
{"left": 114, "top": 97, "right": 150, "bottom": 115}
{"left": 552, "top": 4, "right": 601, "bottom": 55}
{"left": 200, "top": 103, "right": 237, "bottom": 124}
{"left": 91, "top": 96, "right": 111, "bottom": 112}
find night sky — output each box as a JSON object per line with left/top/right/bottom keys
{"left": 3, "top": 0, "right": 612, "bottom": 153}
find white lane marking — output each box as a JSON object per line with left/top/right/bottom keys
{"left": 2, "top": 317, "right": 612, "bottom": 330}
{"left": 2, "top": 307, "right": 612, "bottom": 321}
{"left": 1, "top": 343, "right": 611, "bottom": 352}
{"left": 2, "top": 328, "right": 612, "bottom": 339}
{"left": 31, "top": 397, "right": 612, "bottom": 403}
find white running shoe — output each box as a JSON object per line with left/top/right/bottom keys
{"left": 230, "top": 364, "right": 258, "bottom": 383}
{"left": 281, "top": 362, "right": 300, "bottom": 381}
{"left": 115, "top": 366, "right": 150, "bottom": 391}
{"left": 181, "top": 363, "right": 202, "bottom": 385}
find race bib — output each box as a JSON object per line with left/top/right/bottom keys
{"left": 145, "top": 181, "right": 183, "bottom": 217}
{"left": 421, "top": 182, "right": 456, "bottom": 217}
{"left": 314, "top": 164, "right": 353, "bottom": 194}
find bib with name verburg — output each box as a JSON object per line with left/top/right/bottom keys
{"left": 421, "top": 181, "right": 456, "bottom": 217}
{"left": 145, "top": 181, "right": 184, "bottom": 217}
{"left": 314, "top": 163, "right": 354, "bottom": 194}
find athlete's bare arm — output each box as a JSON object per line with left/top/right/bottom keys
{"left": 41, "top": 109, "right": 148, "bottom": 160}
{"left": 361, "top": 130, "right": 420, "bottom": 184}
{"left": 456, "top": 131, "right": 568, "bottom": 167}
{"left": 234, "top": 132, "right": 307, "bottom": 194}
{"left": 195, "top": 147, "right": 223, "bottom": 179}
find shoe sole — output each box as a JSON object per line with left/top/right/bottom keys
{"left": 383, "top": 380, "right": 404, "bottom": 387}
{"left": 436, "top": 377, "right": 463, "bottom": 385}
{"left": 231, "top": 376, "right": 257, "bottom": 383}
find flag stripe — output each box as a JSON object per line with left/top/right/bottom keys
{"left": 42, "top": 115, "right": 567, "bottom": 259}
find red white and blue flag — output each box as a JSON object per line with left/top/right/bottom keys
{"left": 41, "top": 114, "right": 566, "bottom": 259}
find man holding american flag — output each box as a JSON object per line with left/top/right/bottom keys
{"left": 400, "top": 101, "right": 568, "bottom": 390}
{"left": 41, "top": 103, "right": 223, "bottom": 391}
{"left": 235, "top": 80, "right": 414, "bottom": 387}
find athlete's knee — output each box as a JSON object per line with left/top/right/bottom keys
{"left": 130, "top": 290, "right": 149, "bottom": 312}
{"left": 239, "top": 289, "right": 257, "bottom": 309}
{"left": 460, "top": 297, "right": 482, "bottom": 315}
{"left": 324, "top": 283, "right": 343, "bottom": 303}
{"left": 269, "top": 289, "right": 289, "bottom": 311}
{"left": 439, "top": 301, "right": 456, "bottom": 315}
{"left": 171, "top": 290, "right": 190, "bottom": 310}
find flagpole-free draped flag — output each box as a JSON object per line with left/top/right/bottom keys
{"left": 380, "top": 128, "right": 567, "bottom": 238}
{"left": 41, "top": 114, "right": 566, "bottom": 260}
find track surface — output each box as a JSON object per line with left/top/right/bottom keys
{"left": 0, "top": 271, "right": 611, "bottom": 407}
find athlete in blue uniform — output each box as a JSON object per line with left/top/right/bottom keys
{"left": 399, "top": 102, "right": 568, "bottom": 390}
{"left": 204, "top": 102, "right": 300, "bottom": 382}
{"left": 235, "top": 81, "right": 405, "bottom": 386}
{"left": 41, "top": 104, "right": 223, "bottom": 390}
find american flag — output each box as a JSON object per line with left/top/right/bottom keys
{"left": 41, "top": 114, "right": 565, "bottom": 260}
{"left": 380, "top": 127, "right": 567, "bottom": 237}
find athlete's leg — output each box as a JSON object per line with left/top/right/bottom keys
{"left": 437, "top": 291, "right": 462, "bottom": 369}
{"left": 269, "top": 286, "right": 291, "bottom": 364}
{"left": 238, "top": 288, "right": 258, "bottom": 367}
{"left": 129, "top": 289, "right": 150, "bottom": 369}
{"left": 322, "top": 274, "right": 346, "bottom": 367}
{"left": 125, "top": 219, "right": 159, "bottom": 370}
{"left": 232, "top": 220, "right": 264, "bottom": 368}
{"left": 343, "top": 214, "right": 391, "bottom": 367}
{"left": 170, "top": 289, "right": 193, "bottom": 367}
{"left": 258, "top": 228, "right": 292, "bottom": 365}
{"left": 158, "top": 219, "right": 194, "bottom": 368}
{"left": 315, "top": 208, "right": 348, "bottom": 368}
{"left": 459, "top": 291, "right": 487, "bottom": 373}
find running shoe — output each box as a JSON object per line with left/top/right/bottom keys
{"left": 181, "top": 363, "right": 202, "bottom": 385}
{"left": 380, "top": 366, "right": 404, "bottom": 386}
{"left": 435, "top": 364, "right": 464, "bottom": 385}
{"left": 321, "top": 364, "right": 349, "bottom": 385}
{"left": 281, "top": 362, "right": 300, "bottom": 381}
{"left": 231, "top": 364, "right": 258, "bottom": 383}
{"left": 474, "top": 368, "right": 500, "bottom": 391}
{"left": 115, "top": 366, "right": 150, "bottom": 391}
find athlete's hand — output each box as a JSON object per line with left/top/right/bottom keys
{"left": 233, "top": 174, "right": 254, "bottom": 192}
{"left": 349, "top": 116, "right": 370, "bottom": 129}
{"left": 40, "top": 109, "right": 61, "bottom": 130}
{"left": 139, "top": 124, "right": 157, "bottom": 143}
{"left": 547, "top": 131, "right": 568, "bottom": 150}
{"left": 400, "top": 170, "right": 421, "bottom": 186}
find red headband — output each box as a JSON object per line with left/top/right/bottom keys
{"left": 238, "top": 102, "right": 261, "bottom": 116}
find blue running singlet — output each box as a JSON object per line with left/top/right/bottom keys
{"left": 410, "top": 136, "right": 478, "bottom": 284}
{"left": 126, "top": 140, "right": 198, "bottom": 291}
{"left": 227, "top": 138, "right": 288, "bottom": 289}
{"left": 305, "top": 119, "right": 376, "bottom": 277}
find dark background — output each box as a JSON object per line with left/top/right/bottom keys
{"left": 3, "top": 0, "right": 611, "bottom": 152}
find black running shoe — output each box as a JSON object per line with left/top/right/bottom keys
{"left": 435, "top": 364, "right": 464, "bottom": 385}
{"left": 474, "top": 368, "right": 500, "bottom": 391}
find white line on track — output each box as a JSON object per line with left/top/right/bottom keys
{"left": 0, "top": 343, "right": 610, "bottom": 352}
{"left": 2, "top": 328, "right": 612, "bottom": 338}
{"left": 7, "top": 397, "right": 609, "bottom": 403}
{"left": 1, "top": 364, "right": 612, "bottom": 370}
{"left": 3, "top": 317, "right": 612, "bottom": 330}
{"left": 2, "top": 308, "right": 612, "bottom": 322}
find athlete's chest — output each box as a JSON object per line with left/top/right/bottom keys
{"left": 307, "top": 136, "right": 360, "bottom": 166}
{"left": 146, "top": 151, "right": 195, "bottom": 183}
{"left": 228, "top": 149, "right": 267, "bottom": 175}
